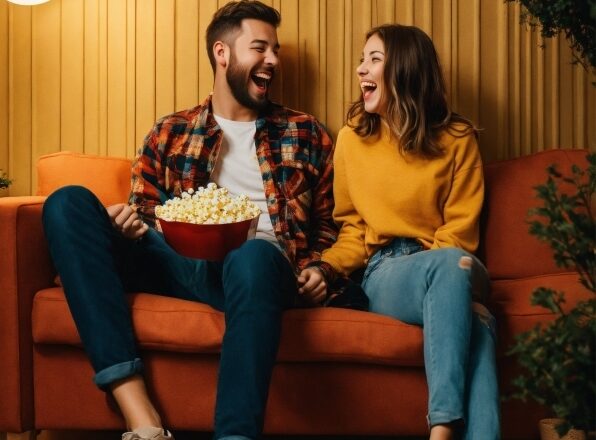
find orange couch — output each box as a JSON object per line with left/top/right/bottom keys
{"left": 0, "top": 148, "right": 591, "bottom": 439}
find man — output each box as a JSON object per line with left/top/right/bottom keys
{"left": 42, "top": 2, "right": 336, "bottom": 439}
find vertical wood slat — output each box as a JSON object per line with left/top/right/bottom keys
{"left": 373, "top": 0, "right": 395, "bottom": 25}
{"left": 395, "top": 0, "right": 414, "bottom": 25}
{"left": 107, "top": 0, "right": 127, "bottom": 158}
{"left": 495, "top": 0, "right": 509, "bottom": 160}
{"left": 126, "top": 0, "right": 136, "bottom": 157}
{"left": 559, "top": 36, "right": 574, "bottom": 149}
{"left": 456, "top": 0, "right": 480, "bottom": 125}
{"left": 433, "top": 0, "right": 451, "bottom": 101}
{"left": 276, "top": 0, "right": 298, "bottom": 110}
{"left": 155, "top": 0, "right": 175, "bottom": 120}
{"left": 197, "top": 0, "right": 218, "bottom": 105}
{"left": 534, "top": 32, "right": 544, "bottom": 151}
{"left": 84, "top": 0, "right": 100, "bottom": 155}
{"left": 176, "top": 0, "right": 200, "bottom": 112}
{"left": 573, "top": 60, "right": 586, "bottom": 149}
{"left": 8, "top": 5, "right": 32, "bottom": 196}
{"left": 414, "top": 0, "right": 432, "bottom": 37}
{"left": 318, "top": 0, "right": 327, "bottom": 123}
{"left": 135, "top": 0, "right": 155, "bottom": 149}
{"left": 521, "top": 22, "right": 532, "bottom": 155}
{"left": 60, "top": 0, "right": 84, "bottom": 153}
{"left": 351, "top": 0, "right": 372, "bottom": 103}
{"left": 0, "top": 2, "right": 8, "bottom": 197}
{"left": 343, "top": 0, "right": 352, "bottom": 119}
{"left": 299, "top": 0, "right": 320, "bottom": 118}
{"left": 588, "top": 72, "right": 596, "bottom": 151}
{"left": 508, "top": 1, "right": 521, "bottom": 157}
{"left": 478, "top": 0, "right": 495, "bottom": 160}
{"left": 450, "top": 0, "right": 458, "bottom": 110}
{"left": 98, "top": 0, "right": 108, "bottom": 156}
{"left": 544, "top": 36, "right": 560, "bottom": 149}
{"left": 326, "top": 0, "right": 345, "bottom": 133}
{"left": 32, "top": 0, "right": 61, "bottom": 193}
{"left": 1, "top": 0, "right": 594, "bottom": 197}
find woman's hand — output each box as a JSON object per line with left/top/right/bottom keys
{"left": 106, "top": 203, "right": 149, "bottom": 240}
{"left": 297, "top": 267, "right": 328, "bottom": 306}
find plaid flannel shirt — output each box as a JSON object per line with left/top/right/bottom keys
{"left": 130, "top": 95, "right": 337, "bottom": 272}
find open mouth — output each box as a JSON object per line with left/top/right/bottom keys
{"left": 251, "top": 71, "right": 273, "bottom": 93}
{"left": 361, "top": 81, "right": 377, "bottom": 100}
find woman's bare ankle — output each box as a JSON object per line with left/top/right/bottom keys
{"left": 429, "top": 423, "right": 455, "bottom": 440}
{"left": 110, "top": 374, "right": 162, "bottom": 430}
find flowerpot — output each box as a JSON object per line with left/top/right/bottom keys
{"left": 539, "top": 418, "right": 586, "bottom": 440}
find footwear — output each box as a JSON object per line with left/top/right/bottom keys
{"left": 122, "top": 426, "right": 174, "bottom": 440}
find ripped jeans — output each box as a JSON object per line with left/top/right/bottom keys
{"left": 362, "top": 238, "right": 500, "bottom": 440}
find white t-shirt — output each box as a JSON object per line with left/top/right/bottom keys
{"left": 211, "top": 115, "right": 277, "bottom": 246}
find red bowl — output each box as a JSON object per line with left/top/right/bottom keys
{"left": 159, "top": 215, "right": 259, "bottom": 261}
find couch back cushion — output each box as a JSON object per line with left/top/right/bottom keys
{"left": 480, "top": 148, "right": 589, "bottom": 280}
{"left": 37, "top": 151, "right": 132, "bottom": 206}
{"left": 37, "top": 149, "right": 588, "bottom": 280}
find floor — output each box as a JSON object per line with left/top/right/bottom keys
{"left": 5, "top": 431, "right": 426, "bottom": 440}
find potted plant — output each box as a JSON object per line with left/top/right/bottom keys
{"left": 0, "top": 170, "right": 11, "bottom": 190}
{"left": 508, "top": 153, "right": 595, "bottom": 439}
{"left": 505, "top": 0, "right": 595, "bottom": 70}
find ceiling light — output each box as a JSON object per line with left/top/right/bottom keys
{"left": 6, "top": 0, "right": 50, "bottom": 5}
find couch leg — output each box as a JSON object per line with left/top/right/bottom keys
{"left": 7, "top": 432, "right": 37, "bottom": 440}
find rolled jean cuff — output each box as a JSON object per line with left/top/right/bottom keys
{"left": 427, "top": 411, "right": 464, "bottom": 428}
{"left": 94, "top": 358, "right": 144, "bottom": 390}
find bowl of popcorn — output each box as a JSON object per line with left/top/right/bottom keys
{"left": 155, "top": 183, "right": 261, "bottom": 261}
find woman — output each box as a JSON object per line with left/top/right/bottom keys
{"left": 299, "top": 24, "right": 500, "bottom": 439}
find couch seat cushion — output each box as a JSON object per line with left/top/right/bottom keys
{"left": 32, "top": 287, "right": 425, "bottom": 367}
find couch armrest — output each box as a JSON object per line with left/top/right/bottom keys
{"left": 0, "top": 196, "right": 54, "bottom": 431}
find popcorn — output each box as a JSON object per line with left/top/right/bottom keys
{"left": 155, "top": 183, "right": 260, "bottom": 224}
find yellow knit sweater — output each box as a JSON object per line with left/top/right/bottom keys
{"left": 322, "top": 123, "right": 484, "bottom": 276}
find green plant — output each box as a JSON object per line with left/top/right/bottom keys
{"left": 0, "top": 170, "right": 11, "bottom": 190}
{"left": 508, "top": 153, "right": 595, "bottom": 437}
{"left": 506, "top": 0, "right": 596, "bottom": 70}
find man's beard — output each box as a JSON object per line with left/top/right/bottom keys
{"left": 226, "top": 52, "right": 271, "bottom": 111}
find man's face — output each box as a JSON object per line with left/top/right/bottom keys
{"left": 225, "top": 19, "right": 280, "bottom": 111}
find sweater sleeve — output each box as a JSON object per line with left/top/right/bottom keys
{"left": 431, "top": 133, "right": 484, "bottom": 253}
{"left": 321, "top": 129, "right": 368, "bottom": 276}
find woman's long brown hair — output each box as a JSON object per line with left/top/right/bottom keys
{"left": 347, "top": 24, "right": 477, "bottom": 157}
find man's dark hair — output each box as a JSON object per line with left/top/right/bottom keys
{"left": 206, "top": 0, "right": 281, "bottom": 72}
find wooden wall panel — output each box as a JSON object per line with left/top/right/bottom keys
{"left": 9, "top": 5, "right": 33, "bottom": 196}
{"left": 0, "top": 1, "right": 8, "bottom": 198}
{"left": 32, "top": 0, "right": 61, "bottom": 192}
{"left": 98, "top": 0, "right": 108, "bottom": 155}
{"left": 135, "top": 0, "right": 156, "bottom": 150}
{"left": 126, "top": 0, "right": 136, "bottom": 156}
{"left": 176, "top": 0, "right": 201, "bottom": 112}
{"left": 61, "top": 0, "right": 84, "bottom": 153}
{"left": 107, "top": 0, "right": 128, "bottom": 158}
{"left": 156, "top": 0, "right": 175, "bottom": 120}
{"left": 84, "top": 0, "right": 100, "bottom": 155}
{"left": 2, "top": 0, "right": 594, "bottom": 196}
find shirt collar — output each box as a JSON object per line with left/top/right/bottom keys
{"left": 198, "top": 94, "right": 288, "bottom": 134}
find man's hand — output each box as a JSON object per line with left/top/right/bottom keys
{"left": 297, "top": 267, "right": 327, "bottom": 306}
{"left": 106, "top": 203, "right": 149, "bottom": 240}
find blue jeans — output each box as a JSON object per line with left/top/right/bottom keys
{"left": 42, "top": 185, "right": 297, "bottom": 440}
{"left": 362, "top": 238, "right": 500, "bottom": 440}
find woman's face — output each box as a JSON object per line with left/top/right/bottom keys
{"left": 356, "top": 33, "right": 386, "bottom": 116}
